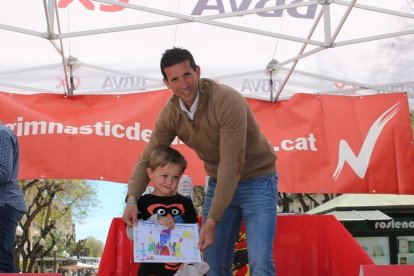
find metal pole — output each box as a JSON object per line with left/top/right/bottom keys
{"left": 15, "top": 243, "right": 20, "bottom": 273}
{"left": 53, "top": 251, "right": 56, "bottom": 273}
{"left": 15, "top": 225, "right": 23, "bottom": 273}
{"left": 40, "top": 249, "right": 44, "bottom": 273}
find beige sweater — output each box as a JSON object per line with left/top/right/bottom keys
{"left": 128, "top": 78, "right": 276, "bottom": 221}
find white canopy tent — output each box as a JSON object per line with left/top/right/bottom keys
{"left": 60, "top": 260, "right": 98, "bottom": 271}
{"left": 0, "top": 0, "right": 413, "bottom": 109}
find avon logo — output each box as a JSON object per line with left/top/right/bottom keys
{"left": 333, "top": 102, "right": 400, "bottom": 181}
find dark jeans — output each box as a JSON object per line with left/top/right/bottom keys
{"left": 0, "top": 204, "right": 24, "bottom": 272}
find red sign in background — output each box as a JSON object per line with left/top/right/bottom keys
{"left": 1, "top": 91, "right": 413, "bottom": 194}
{"left": 360, "top": 264, "right": 414, "bottom": 276}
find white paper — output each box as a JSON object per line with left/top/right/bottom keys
{"left": 133, "top": 221, "right": 201, "bottom": 263}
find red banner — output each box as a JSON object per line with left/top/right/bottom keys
{"left": 360, "top": 265, "right": 414, "bottom": 276}
{"left": 1, "top": 91, "right": 413, "bottom": 193}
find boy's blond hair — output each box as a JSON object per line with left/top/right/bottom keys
{"left": 148, "top": 145, "right": 187, "bottom": 174}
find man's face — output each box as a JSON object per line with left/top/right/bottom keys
{"left": 163, "top": 60, "right": 200, "bottom": 108}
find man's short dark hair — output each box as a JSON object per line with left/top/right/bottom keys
{"left": 160, "top": 47, "right": 197, "bottom": 80}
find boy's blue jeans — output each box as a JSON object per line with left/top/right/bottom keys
{"left": 202, "top": 173, "right": 278, "bottom": 276}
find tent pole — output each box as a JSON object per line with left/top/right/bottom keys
{"left": 0, "top": 81, "right": 60, "bottom": 93}
{"left": 319, "top": 81, "right": 414, "bottom": 94}
{"left": 62, "top": 1, "right": 318, "bottom": 39}
{"left": 330, "top": 0, "right": 356, "bottom": 44}
{"left": 54, "top": 0, "right": 71, "bottom": 96}
{"left": 0, "top": 23, "right": 42, "bottom": 37}
{"left": 88, "top": 0, "right": 322, "bottom": 46}
{"left": 275, "top": 0, "right": 355, "bottom": 101}
{"left": 273, "top": 8, "right": 324, "bottom": 102}
{"left": 334, "top": 0, "right": 414, "bottom": 19}
{"left": 335, "top": 29, "right": 414, "bottom": 47}
{"left": 43, "top": 0, "right": 56, "bottom": 39}
{"left": 81, "top": 63, "right": 162, "bottom": 83}
{"left": 322, "top": 1, "right": 332, "bottom": 47}
{"left": 0, "top": 64, "right": 62, "bottom": 76}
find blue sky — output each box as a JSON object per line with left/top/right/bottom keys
{"left": 76, "top": 180, "right": 127, "bottom": 243}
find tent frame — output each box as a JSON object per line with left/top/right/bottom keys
{"left": 0, "top": 0, "right": 413, "bottom": 103}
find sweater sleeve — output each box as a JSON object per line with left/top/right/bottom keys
{"left": 127, "top": 103, "right": 177, "bottom": 200}
{"left": 207, "top": 92, "right": 247, "bottom": 222}
{"left": 0, "top": 128, "right": 14, "bottom": 184}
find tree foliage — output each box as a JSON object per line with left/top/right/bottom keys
{"left": 190, "top": 186, "right": 335, "bottom": 215}
{"left": 16, "top": 179, "right": 97, "bottom": 272}
{"left": 192, "top": 186, "right": 205, "bottom": 216}
{"left": 278, "top": 193, "right": 336, "bottom": 213}
{"left": 84, "top": 236, "right": 104, "bottom": 257}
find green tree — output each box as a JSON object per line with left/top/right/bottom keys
{"left": 192, "top": 186, "right": 205, "bottom": 216}
{"left": 84, "top": 236, "right": 104, "bottom": 257}
{"left": 278, "top": 192, "right": 293, "bottom": 213}
{"left": 278, "top": 193, "right": 336, "bottom": 213}
{"left": 16, "top": 179, "right": 97, "bottom": 272}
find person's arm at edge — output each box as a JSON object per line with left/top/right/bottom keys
{"left": 0, "top": 128, "right": 14, "bottom": 184}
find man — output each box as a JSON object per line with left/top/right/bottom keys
{"left": 0, "top": 121, "right": 26, "bottom": 273}
{"left": 123, "top": 47, "right": 278, "bottom": 276}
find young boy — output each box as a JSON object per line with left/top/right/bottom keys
{"left": 126, "top": 145, "right": 198, "bottom": 276}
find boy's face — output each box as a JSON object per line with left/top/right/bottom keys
{"left": 147, "top": 163, "right": 182, "bottom": 197}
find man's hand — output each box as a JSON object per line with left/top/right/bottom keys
{"left": 198, "top": 218, "right": 216, "bottom": 250}
{"left": 122, "top": 203, "right": 138, "bottom": 227}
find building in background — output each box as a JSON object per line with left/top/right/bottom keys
{"left": 306, "top": 194, "right": 414, "bottom": 265}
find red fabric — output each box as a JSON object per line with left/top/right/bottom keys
{"left": 98, "top": 215, "right": 373, "bottom": 276}
{"left": 1, "top": 91, "right": 413, "bottom": 194}
{"left": 274, "top": 215, "right": 373, "bottom": 276}
{"left": 98, "top": 217, "right": 139, "bottom": 276}
{"left": 360, "top": 265, "right": 414, "bottom": 276}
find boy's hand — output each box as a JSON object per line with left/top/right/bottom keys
{"left": 198, "top": 218, "right": 216, "bottom": 250}
{"left": 158, "top": 215, "right": 175, "bottom": 230}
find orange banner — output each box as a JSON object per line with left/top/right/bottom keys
{"left": 1, "top": 91, "right": 413, "bottom": 194}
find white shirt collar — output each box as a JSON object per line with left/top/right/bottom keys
{"left": 179, "top": 91, "right": 200, "bottom": 120}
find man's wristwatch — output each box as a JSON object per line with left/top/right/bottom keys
{"left": 125, "top": 195, "right": 137, "bottom": 205}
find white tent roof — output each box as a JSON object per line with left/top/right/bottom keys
{"left": 328, "top": 210, "right": 392, "bottom": 221}
{"left": 1, "top": 1, "right": 413, "bottom": 109}
{"left": 60, "top": 261, "right": 98, "bottom": 270}
{"left": 306, "top": 194, "right": 414, "bottom": 214}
